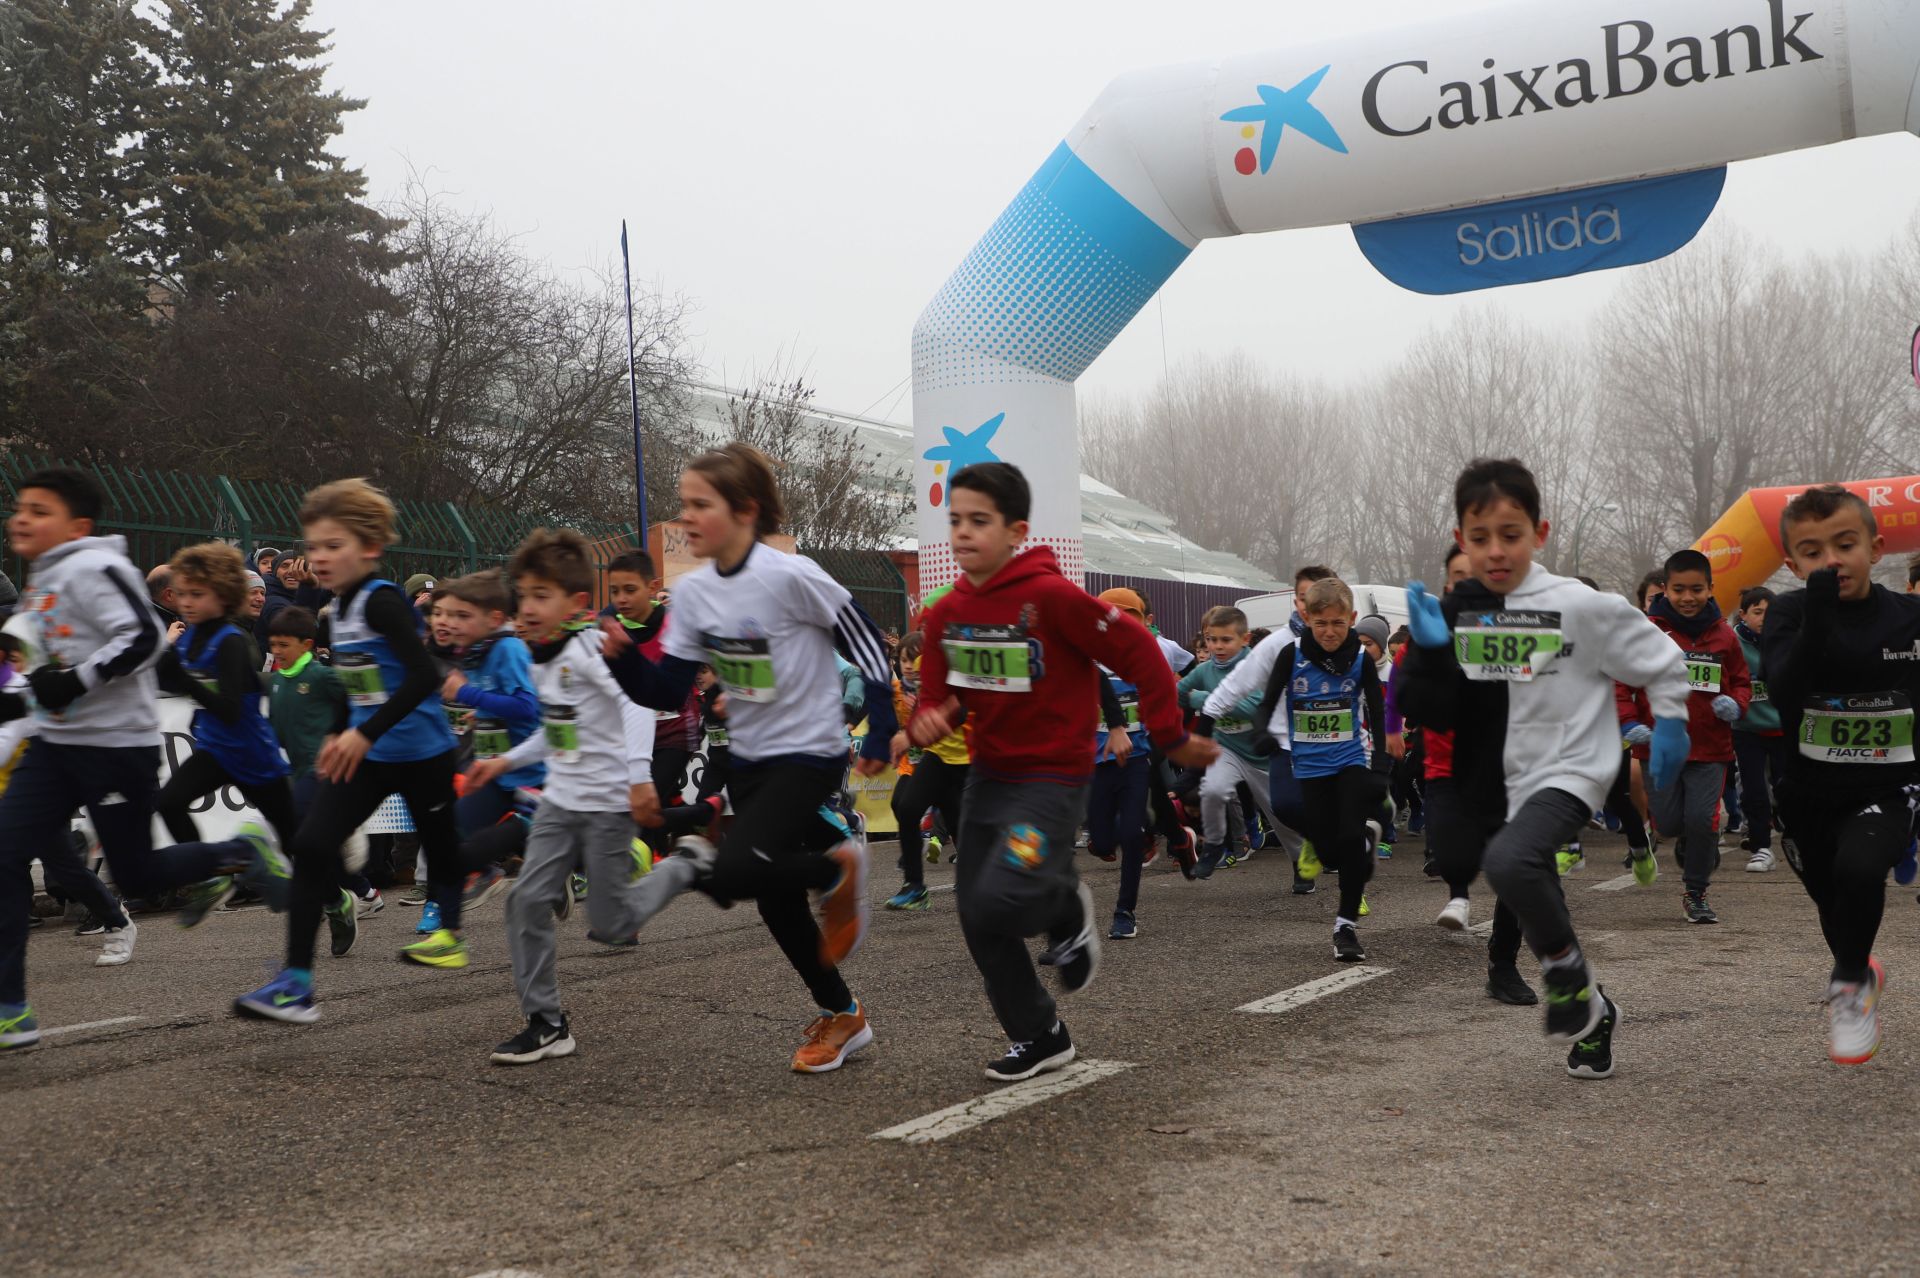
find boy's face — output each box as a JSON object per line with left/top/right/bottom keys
{"left": 8, "top": 486, "right": 90, "bottom": 561}
{"left": 437, "top": 595, "right": 501, "bottom": 649}
{"left": 1739, "top": 599, "right": 1769, "bottom": 632}
{"left": 1457, "top": 497, "right": 1546, "bottom": 596}
{"left": 1389, "top": 638, "right": 1407, "bottom": 661}
{"left": 515, "top": 575, "right": 586, "bottom": 640}
{"left": 1293, "top": 579, "right": 1317, "bottom": 617}
{"left": 1358, "top": 635, "right": 1383, "bottom": 662}
{"left": 948, "top": 486, "right": 1026, "bottom": 581}
{"left": 1784, "top": 508, "right": 1882, "bottom": 602}
{"left": 1203, "top": 625, "right": 1247, "bottom": 662}
{"left": 1443, "top": 555, "right": 1471, "bottom": 594}
{"left": 678, "top": 471, "right": 751, "bottom": 560}
{"left": 1306, "top": 607, "right": 1353, "bottom": 650}
{"left": 172, "top": 578, "right": 224, "bottom": 625}
{"left": 3, "top": 648, "right": 24, "bottom": 672}
{"left": 1664, "top": 569, "right": 1712, "bottom": 618}
{"left": 303, "top": 518, "right": 380, "bottom": 592}
{"left": 608, "top": 570, "right": 653, "bottom": 620}
{"left": 268, "top": 634, "right": 312, "bottom": 667}
{"left": 900, "top": 654, "right": 921, "bottom": 685}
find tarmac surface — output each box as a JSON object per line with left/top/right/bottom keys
{"left": 8, "top": 829, "right": 1919, "bottom": 1277}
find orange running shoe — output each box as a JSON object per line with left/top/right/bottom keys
{"left": 817, "top": 840, "right": 869, "bottom": 967}
{"left": 791, "top": 1002, "right": 873, "bottom": 1073}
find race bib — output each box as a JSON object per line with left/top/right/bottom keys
{"left": 1116, "top": 689, "right": 1140, "bottom": 727}
{"left": 706, "top": 636, "right": 777, "bottom": 704}
{"left": 1798, "top": 693, "right": 1915, "bottom": 765}
{"left": 706, "top": 724, "right": 730, "bottom": 749}
{"left": 1751, "top": 679, "right": 1769, "bottom": 705}
{"left": 472, "top": 716, "right": 510, "bottom": 760}
{"left": 1685, "top": 653, "right": 1722, "bottom": 693}
{"left": 1215, "top": 714, "right": 1253, "bottom": 736}
{"left": 543, "top": 704, "right": 581, "bottom": 762}
{"left": 1454, "top": 612, "right": 1563, "bottom": 683}
{"left": 445, "top": 704, "right": 475, "bottom": 735}
{"left": 942, "top": 624, "right": 1032, "bottom": 693}
{"left": 1292, "top": 696, "right": 1355, "bottom": 744}
{"left": 335, "top": 653, "right": 387, "bottom": 707}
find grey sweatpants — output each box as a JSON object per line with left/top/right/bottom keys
{"left": 507, "top": 802, "right": 698, "bottom": 1021}
{"left": 1651, "top": 760, "right": 1726, "bottom": 894}
{"left": 1482, "top": 788, "right": 1597, "bottom": 961}
{"left": 1200, "top": 749, "right": 1302, "bottom": 857}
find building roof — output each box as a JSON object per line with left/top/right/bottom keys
{"left": 683, "top": 383, "right": 1282, "bottom": 591}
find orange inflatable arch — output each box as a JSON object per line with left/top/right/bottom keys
{"left": 1693, "top": 474, "right": 1920, "bottom": 610}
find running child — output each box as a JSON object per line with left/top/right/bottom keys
{"left": 1181, "top": 606, "right": 1299, "bottom": 882}
{"left": 886, "top": 628, "right": 969, "bottom": 910}
{"left": 1086, "top": 591, "right": 1156, "bottom": 940}
{"left": 603, "top": 551, "right": 704, "bottom": 820}
{"left": 908, "top": 462, "right": 1214, "bottom": 1082}
{"left": 1729, "top": 586, "right": 1789, "bottom": 873}
{"left": 1761, "top": 484, "right": 1920, "bottom": 1064}
{"left": 1400, "top": 457, "right": 1690, "bottom": 1080}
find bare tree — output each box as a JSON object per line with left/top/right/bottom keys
{"left": 724, "top": 372, "right": 910, "bottom": 551}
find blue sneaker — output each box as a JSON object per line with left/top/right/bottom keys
{"left": 416, "top": 899, "right": 442, "bottom": 935}
{"left": 1108, "top": 910, "right": 1137, "bottom": 940}
{"left": 884, "top": 884, "right": 930, "bottom": 911}
{"left": 233, "top": 823, "right": 292, "bottom": 912}
{"left": 1897, "top": 841, "right": 1918, "bottom": 888}
{"left": 1377, "top": 842, "right": 1395, "bottom": 861}
{"left": 234, "top": 970, "right": 319, "bottom": 1024}
{"left": 1, "top": 1002, "right": 40, "bottom": 1050}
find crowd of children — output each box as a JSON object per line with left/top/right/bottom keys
{"left": 4, "top": 451, "right": 1917, "bottom": 1089}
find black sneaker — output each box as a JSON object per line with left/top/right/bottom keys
{"left": 490, "top": 1014, "right": 576, "bottom": 1065}
{"left": 1542, "top": 956, "right": 1602, "bottom": 1043}
{"left": 985, "top": 1021, "right": 1075, "bottom": 1083}
{"left": 1332, "top": 923, "right": 1366, "bottom": 963}
{"left": 1291, "top": 868, "right": 1316, "bottom": 895}
{"left": 1485, "top": 962, "right": 1539, "bottom": 1006}
{"left": 1038, "top": 883, "right": 1100, "bottom": 994}
{"left": 1683, "top": 891, "right": 1718, "bottom": 924}
{"left": 1422, "top": 851, "right": 1442, "bottom": 879}
{"left": 1193, "top": 842, "right": 1228, "bottom": 880}
{"left": 1566, "top": 989, "right": 1619, "bottom": 1079}
{"left": 74, "top": 909, "right": 110, "bottom": 937}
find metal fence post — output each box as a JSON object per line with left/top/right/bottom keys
{"left": 215, "top": 475, "right": 254, "bottom": 560}
{"left": 446, "top": 503, "right": 480, "bottom": 573}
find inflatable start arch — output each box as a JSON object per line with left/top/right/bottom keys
{"left": 911, "top": 0, "right": 1920, "bottom": 587}
{"left": 1696, "top": 474, "right": 1920, "bottom": 607}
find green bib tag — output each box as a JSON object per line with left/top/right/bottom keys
{"left": 1292, "top": 697, "right": 1355, "bottom": 744}
{"left": 335, "top": 654, "right": 387, "bottom": 707}
{"left": 445, "top": 704, "right": 475, "bottom": 735}
{"left": 1751, "top": 679, "right": 1769, "bottom": 705}
{"left": 942, "top": 623, "right": 1032, "bottom": 693}
{"left": 1117, "top": 690, "right": 1140, "bottom": 727}
{"left": 1454, "top": 612, "right": 1563, "bottom": 683}
{"left": 1798, "top": 693, "right": 1915, "bottom": 765}
{"left": 706, "top": 724, "right": 730, "bottom": 749}
{"left": 1215, "top": 714, "right": 1253, "bottom": 736}
{"left": 1685, "top": 653, "right": 1722, "bottom": 693}
{"left": 473, "top": 717, "right": 509, "bottom": 760}
{"left": 543, "top": 705, "right": 581, "bottom": 760}
{"left": 706, "top": 636, "right": 777, "bottom": 704}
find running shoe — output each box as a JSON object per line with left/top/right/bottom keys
{"left": 1408, "top": 810, "right": 1426, "bottom": 835}
{"left": 1555, "top": 846, "right": 1585, "bottom": 876}
{"left": 233, "top": 822, "right": 293, "bottom": 912}
{"left": 1142, "top": 837, "right": 1161, "bottom": 868}
{"left": 985, "top": 1020, "right": 1075, "bottom": 1083}
{"left": 1224, "top": 842, "right": 1254, "bottom": 868}
{"left": 1291, "top": 870, "right": 1316, "bottom": 895}
{"left": 1897, "top": 842, "right": 1918, "bottom": 888}
{"left": 925, "top": 835, "right": 943, "bottom": 865}
{"left": 325, "top": 888, "right": 358, "bottom": 957}
{"left": 1827, "top": 957, "right": 1885, "bottom": 1066}
{"left": 177, "top": 876, "right": 236, "bottom": 929}
{"left": 234, "top": 969, "right": 319, "bottom": 1024}
{"left": 570, "top": 872, "right": 588, "bottom": 901}
{"left": 1630, "top": 845, "right": 1658, "bottom": 887}
{"left": 74, "top": 908, "right": 110, "bottom": 937}
{"left": 792, "top": 1002, "right": 873, "bottom": 1073}
{"left": 884, "top": 884, "right": 930, "bottom": 911}
{"left": 1174, "top": 828, "right": 1200, "bottom": 881}
{"left": 1297, "top": 842, "right": 1322, "bottom": 881}
{"left": 95, "top": 917, "right": 136, "bottom": 967}
{"left": 415, "top": 899, "right": 443, "bottom": 935}
{"left": 356, "top": 887, "right": 385, "bottom": 917}
{"left": 1566, "top": 989, "right": 1620, "bottom": 1080}
{"left": 463, "top": 865, "right": 509, "bottom": 909}
{"left": 1542, "top": 956, "right": 1601, "bottom": 1044}
{"left": 1377, "top": 842, "right": 1394, "bottom": 861}
{"left": 628, "top": 837, "right": 654, "bottom": 882}
{"left": 1422, "top": 851, "right": 1442, "bottom": 879}
{"left": 553, "top": 879, "right": 573, "bottom": 921}
{"left": 341, "top": 827, "right": 370, "bottom": 875}
{"left": 1745, "top": 847, "right": 1775, "bottom": 874}
{"left": 1038, "top": 882, "right": 1100, "bottom": 994}
{"left": 1332, "top": 923, "right": 1366, "bottom": 963}
{"left": 1193, "top": 842, "right": 1228, "bottom": 880}
{"left": 673, "top": 834, "right": 719, "bottom": 876}
{"left": 1089, "top": 846, "right": 1118, "bottom": 864}
{"left": 396, "top": 884, "right": 429, "bottom": 907}
{"left": 399, "top": 928, "right": 469, "bottom": 969}
{"left": 817, "top": 840, "right": 870, "bottom": 967}
{"left": 1109, "top": 910, "right": 1137, "bottom": 940}
{"left": 491, "top": 1013, "right": 575, "bottom": 1066}
{"left": 1358, "top": 894, "right": 1370, "bottom": 918}
{"left": 1486, "top": 963, "right": 1538, "bottom": 1006}
{"left": 1683, "top": 891, "right": 1718, "bottom": 925}
{"left": 1436, "top": 897, "right": 1470, "bottom": 931}
{"left": 0, "top": 1004, "right": 40, "bottom": 1051}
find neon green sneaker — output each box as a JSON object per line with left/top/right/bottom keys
{"left": 0, "top": 1003, "right": 40, "bottom": 1050}
{"left": 1297, "top": 842, "right": 1323, "bottom": 882}
{"left": 925, "top": 835, "right": 943, "bottom": 865}
{"left": 325, "top": 888, "right": 358, "bottom": 957}
{"left": 1555, "top": 847, "right": 1586, "bottom": 877}
{"left": 233, "top": 821, "right": 293, "bottom": 911}
{"left": 629, "top": 837, "right": 654, "bottom": 883}
{"left": 1630, "top": 845, "right": 1658, "bottom": 887}
{"left": 177, "top": 875, "right": 236, "bottom": 928}
{"left": 399, "top": 929, "right": 468, "bottom": 969}
{"left": 1358, "top": 893, "right": 1370, "bottom": 918}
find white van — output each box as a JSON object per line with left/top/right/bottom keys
{"left": 1236, "top": 584, "right": 1411, "bottom": 637}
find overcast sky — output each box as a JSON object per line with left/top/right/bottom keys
{"left": 312, "top": 0, "right": 1920, "bottom": 421}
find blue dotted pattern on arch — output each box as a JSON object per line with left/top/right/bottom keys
{"left": 914, "top": 143, "right": 1192, "bottom": 390}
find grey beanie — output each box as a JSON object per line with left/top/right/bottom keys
{"left": 1355, "top": 614, "right": 1391, "bottom": 648}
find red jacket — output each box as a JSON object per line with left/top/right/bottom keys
{"left": 915, "top": 548, "right": 1187, "bottom": 785}
{"left": 1616, "top": 604, "right": 1751, "bottom": 764}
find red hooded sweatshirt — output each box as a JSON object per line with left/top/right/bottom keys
{"left": 915, "top": 547, "right": 1187, "bottom": 785}
{"left": 1615, "top": 597, "right": 1751, "bottom": 765}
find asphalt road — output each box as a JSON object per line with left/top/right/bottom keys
{"left": 7, "top": 830, "right": 1918, "bottom": 1277}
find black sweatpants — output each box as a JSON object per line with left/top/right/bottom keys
{"left": 1733, "top": 732, "right": 1793, "bottom": 850}
{"left": 891, "top": 753, "right": 968, "bottom": 887}
{"left": 706, "top": 761, "right": 851, "bottom": 1012}
{"left": 1778, "top": 782, "right": 1920, "bottom": 982}
{"left": 287, "top": 751, "right": 461, "bottom": 970}
{"left": 1298, "top": 766, "right": 1386, "bottom": 923}
{"left": 1422, "top": 778, "right": 1523, "bottom": 967}
{"left": 1482, "top": 788, "right": 1596, "bottom": 961}
{"left": 157, "top": 749, "right": 298, "bottom": 847}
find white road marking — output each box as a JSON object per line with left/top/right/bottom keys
{"left": 870, "top": 1059, "right": 1135, "bottom": 1144}
{"left": 1235, "top": 966, "right": 1392, "bottom": 1015}
{"left": 43, "top": 1016, "right": 141, "bottom": 1038}
{"left": 1592, "top": 873, "right": 1641, "bottom": 892}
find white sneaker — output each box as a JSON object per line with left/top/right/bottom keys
{"left": 1436, "top": 897, "right": 1471, "bottom": 931}
{"left": 1746, "top": 848, "right": 1775, "bottom": 873}
{"left": 1827, "top": 959, "right": 1884, "bottom": 1065}
{"left": 341, "top": 827, "right": 370, "bottom": 875}
{"left": 355, "top": 887, "right": 385, "bottom": 916}
{"left": 95, "top": 917, "right": 137, "bottom": 967}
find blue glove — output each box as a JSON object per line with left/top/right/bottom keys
{"left": 1622, "top": 723, "right": 1653, "bottom": 748}
{"left": 1649, "top": 717, "right": 1690, "bottom": 791}
{"left": 1711, "top": 694, "right": 1741, "bottom": 722}
{"left": 1405, "top": 582, "right": 1450, "bottom": 650}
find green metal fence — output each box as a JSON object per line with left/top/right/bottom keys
{"left": 806, "top": 547, "right": 909, "bottom": 637}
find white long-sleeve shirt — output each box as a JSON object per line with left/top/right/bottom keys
{"left": 503, "top": 629, "right": 655, "bottom": 813}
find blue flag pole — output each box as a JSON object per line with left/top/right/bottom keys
{"left": 621, "top": 221, "right": 649, "bottom": 547}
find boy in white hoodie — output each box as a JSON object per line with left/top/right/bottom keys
{"left": 1400, "top": 458, "right": 1690, "bottom": 1081}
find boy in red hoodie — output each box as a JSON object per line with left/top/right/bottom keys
{"left": 1621, "top": 549, "right": 1751, "bottom": 924}
{"left": 908, "top": 463, "right": 1216, "bottom": 1083}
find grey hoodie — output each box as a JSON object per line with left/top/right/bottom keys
{"left": 20, "top": 534, "right": 164, "bottom": 747}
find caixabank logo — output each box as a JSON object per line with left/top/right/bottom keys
{"left": 1220, "top": 66, "right": 1348, "bottom": 176}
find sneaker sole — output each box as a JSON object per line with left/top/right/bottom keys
{"left": 0, "top": 1034, "right": 42, "bottom": 1050}
{"left": 399, "top": 950, "right": 469, "bottom": 969}
{"left": 1545, "top": 992, "right": 1605, "bottom": 1046}
{"left": 1052, "top": 882, "right": 1101, "bottom": 994}
{"left": 1486, "top": 981, "right": 1539, "bottom": 1007}
{"left": 465, "top": 878, "right": 510, "bottom": 910}
{"left": 1567, "top": 999, "right": 1621, "bottom": 1079}
{"left": 792, "top": 1023, "right": 874, "bottom": 1074}
{"left": 1436, "top": 909, "right": 1468, "bottom": 932}
{"left": 234, "top": 997, "right": 320, "bottom": 1025}
{"left": 491, "top": 1035, "right": 577, "bottom": 1066}
{"left": 94, "top": 930, "right": 136, "bottom": 967}
{"left": 985, "top": 1041, "right": 1075, "bottom": 1083}
{"left": 356, "top": 897, "right": 385, "bottom": 917}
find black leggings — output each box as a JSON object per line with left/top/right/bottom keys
{"left": 1603, "top": 753, "right": 1647, "bottom": 849}
{"left": 1298, "top": 767, "right": 1385, "bottom": 922}
{"left": 1422, "top": 777, "right": 1523, "bottom": 967}
{"left": 891, "top": 754, "right": 969, "bottom": 886}
{"left": 287, "top": 751, "right": 461, "bottom": 970}
{"left": 709, "top": 761, "right": 851, "bottom": 1012}
{"left": 1778, "top": 783, "right": 1920, "bottom": 982}
{"left": 158, "top": 749, "right": 298, "bottom": 847}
